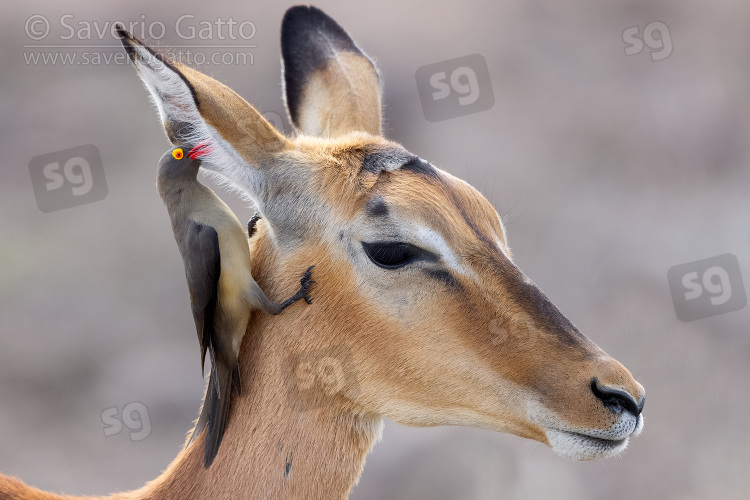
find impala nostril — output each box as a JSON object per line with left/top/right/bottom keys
{"left": 590, "top": 378, "right": 644, "bottom": 417}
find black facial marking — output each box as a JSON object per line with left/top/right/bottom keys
{"left": 360, "top": 154, "right": 384, "bottom": 175}
{"left": 401, "top": 157, "right": 441, "bottom": 179}
{"left": 437, "top": 180, "right": 497, "bottom": 250}
{"left": 424, "top": 269, "right": 461, "bottom": 290}
{"left": 365, "top": 197, "right": 389, "bottom": 217}
{"left": 284, "top": 452, "right": 293, "bottom": 478}
{"left": 360, "top": 149, "right": 412, "bottom": 175}
{"left": 360, "top": 147, "right": 442, "bottom": 185}
{"left": 281, "top": 6, "right": 376, "bottom": 128}
{"left": 487, "top": 253, "right": 590, "bottom": 349}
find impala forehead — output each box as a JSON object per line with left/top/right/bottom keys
{"left": 361, "top": 170, "right": 509, "bottom": 252}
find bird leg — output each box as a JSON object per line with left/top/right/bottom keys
{"left": 276, "top": 265, "right": 316, "bottom": 310}
{"left": 252, "top": 266, "right": 316, "bottom": 316}
{"left": 273, "top": 266, "right": 315, "bottom": 315}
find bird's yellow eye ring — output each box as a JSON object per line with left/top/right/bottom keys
{"left": 172, "top": 148, "right": 184, "bottom": 160}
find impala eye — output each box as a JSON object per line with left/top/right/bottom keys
{"left": 362, "top": 242, "right": 423, "bottom": 269}
{"left": 172, "top": 148, "right": 184, "bottom": 160}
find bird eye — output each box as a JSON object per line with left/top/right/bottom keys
{"left": 362, "top": 242, "right": 423, "bottom": 269}
{"left": 172, "top": 148, "right": 184, "bottom": 160}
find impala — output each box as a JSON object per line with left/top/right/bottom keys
{"left": 0, "top": 5, "right": 645, "bottom": 499}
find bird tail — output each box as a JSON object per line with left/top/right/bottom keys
{"left": 187, "top": 359, "right": 239, "bottom": 468}
{"left": 187, "top": 377, "right": 211, "bottom": 448}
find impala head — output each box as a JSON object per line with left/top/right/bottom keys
{"left": 118, "top": 5, "right": 644, "bottom": 461}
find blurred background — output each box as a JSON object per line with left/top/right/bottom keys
{"left": 1, "top": 0, "right": 749, "bottom": 498}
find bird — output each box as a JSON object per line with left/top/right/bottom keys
{"left": 157, "top": 142, "right": 314, "bottom": 467}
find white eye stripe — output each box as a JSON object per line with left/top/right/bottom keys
{"left": 413, "top": 225, "right": 472, "bottom": 277}
{"left": 351, "top": 214, "right": 476, "bottom": 277}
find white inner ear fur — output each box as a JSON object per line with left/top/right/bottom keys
{"left": 130, "top": 44, "right": 262, "bottom": 204}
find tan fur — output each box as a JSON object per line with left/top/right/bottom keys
{"left": 0, "top": 15, "right": 645, "bottom": 499}
{"left": 296, "top": 54, "right": 382, "bottom": 137}
{"left": 0, "top": 140, "right": 644, "bottom": 499}
{"left": 175, "top": 62, "right": 291, "bottom": 161}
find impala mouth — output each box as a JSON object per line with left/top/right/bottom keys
{"left": 546, "top": 428, "right": 629, "bottom": 460}
{"left": 544, "top": 414, "right": 644, "bottom": 461}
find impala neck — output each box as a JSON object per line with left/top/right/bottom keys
{"left": 1, "top": 306, "right": 381, "bottom": 500}
{"left": 131, "top": 239, "right": 382, "bottom": 500}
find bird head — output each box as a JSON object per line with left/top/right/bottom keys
{"left": 157, "top": 141, "right": 215, "bottom": 181}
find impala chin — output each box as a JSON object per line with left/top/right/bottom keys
{"left": 545, "top": 414, "right": 644, "bottom": 461}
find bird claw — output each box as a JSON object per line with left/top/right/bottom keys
{"left": 298, "top": 266, "right": 316, "bottom": 304}
{"left": 275, "top": 266, "right": 316, "bottom": 313}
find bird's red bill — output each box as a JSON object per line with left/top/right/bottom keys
{"left": 188, "top": 141, "right": 214, "bottom": 159}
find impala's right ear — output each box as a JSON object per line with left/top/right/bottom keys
{"left": 116, "top": 26, "right": 289, "bottom": 189}
{"left": 281, "top": 6, "right": 382, "bottom": 138}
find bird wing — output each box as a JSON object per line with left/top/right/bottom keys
{"left": 183, "top": 222, "right": 221, "bottom": 374}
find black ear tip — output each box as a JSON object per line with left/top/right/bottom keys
{"left": 114, "top": 24, "right": 139, "bottom": 61}
{"left": 281, "top": 5, "right": 362, "bottom": 65}
{"left": 115, "top": 23, "right": 130, "bottom": 40}
{"left": 283, "top": 5, "right": 328, "bottom": 26}
{"left": 281, "top": 5, "right": 308, "bottom": 32}
{"left": 282, "top": 5, "right": 345, "bottom": 42}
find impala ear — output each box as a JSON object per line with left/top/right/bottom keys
{"left": 117, "top": 26, "right": 289, "bottom": 187}
{"left": 281, "top": 6, "right": 382, "bottom": 138}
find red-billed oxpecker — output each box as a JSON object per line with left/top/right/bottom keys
{"left": 157, "top": 142, "right": 315, "bottom": 467}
